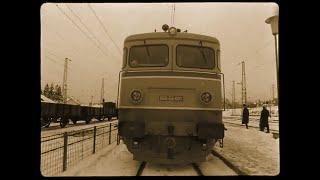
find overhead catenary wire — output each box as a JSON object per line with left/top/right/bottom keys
{"left": 45, "top": 53, "right": 74, "bottom": 74}
{"left": 87, "top": 3, "right": 122, "bottom": 56}
{"left": 255, "top": 38, "right": 273, "bottom": 55}
{"left": 42, "top": 21, "right": 81, "bottom": 59}
{"left": 170, "top": 3, "right": 176, "bottom": 26}
{"left": 44, "top": 28, "right": 110, "bottom": 72}
{"left": 65, "top": 4, "right": 113, "bottom": 58}
{"left": 173, "top": 3, "right": 175, "bottom": 26}
{"left": 45, "top": 55, "right": 64, "bottom": 66}
{"left": 45, "top": 49, "right": 63, "bottom": 60}
{"left": 55, "top": 4, "right": 111, "bottom": 59}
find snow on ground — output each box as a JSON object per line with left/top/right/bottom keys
{"left": 60, "top": 140, "right": 236, "bottom": 176}
{"left": 60, "top": 141, "right": 140, "bottom": 176}
{"left": 142, "top": 155, "right": 236, "bottom": 176}
{"left": 198, "top": 154, "right": 237, "bottom": 175}
{"left": 224, "top": 106, "right": 278, "bottom": 117}
{"left": 223, "top": 116, "right": 279, "bottom": 132}
{"left": 56, "top": 117, "right": 279, "bottom": 176}
{"left": 213, "top": 124, "right": 280, "bottom": 175}
{"left": 142, "top": 163, "right": 198, "bottom": 176}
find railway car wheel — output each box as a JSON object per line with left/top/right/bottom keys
{"left": 41, "top": 118, "right": 51, "bottom": 128}
{"left": 60, "top": 118, "right": 68, "bottom": 128}
{"left": 44, "top": 118, "right": 51, "bottom": 128}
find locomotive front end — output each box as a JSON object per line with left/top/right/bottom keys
{"left": 118, "top": 28, "right": 224, "bottom": 164}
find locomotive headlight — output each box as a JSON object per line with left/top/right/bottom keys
{"left": 200, "top": 92, "right": 213, "bottom": 104}
{"left": 168, "top": 27, "right": 177, "bottom": 36}
{"left": 130, "top": 89, "right": 143, "bottom": 104}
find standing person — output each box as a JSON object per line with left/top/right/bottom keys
{"left": 260, "top": 105, "right": 270, "bottom": 133}
{"left": 242, "top": 104, "right": 249, "bottom": 129}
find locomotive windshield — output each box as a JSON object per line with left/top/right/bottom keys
{"left": 129, "top": 45, "right": 169, "bottom": 67}
{"left": 176, "top": 45, "right": 215, "bottom": 69}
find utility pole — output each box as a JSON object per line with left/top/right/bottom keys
{"left": 100, "top": 78, "right": 104, "bottom": 104}
{"left": 240, "top": 61, "right": 247, "bottom": 105}
{"left": 90, "top": 95, "right": 93, "bottom": 107}
{"left": 232, "top": 80, "right": 235, "bottom": 115}
{"left": 272, "top": 84, "right": 275, "bottom": 103}
{"left": 62, "top": 58, "right": 71, "bottom": 103}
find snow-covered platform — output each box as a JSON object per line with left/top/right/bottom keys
{"left": 213, "top": 124, "right": 280, "bottom": 175}
{"left": 58, "top": 120, "right": 279, "bottom": 176}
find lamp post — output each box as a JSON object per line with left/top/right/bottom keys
{"left": 265, "top": 15, "right": 279, "bottom": 103}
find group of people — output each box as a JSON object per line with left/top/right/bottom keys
{"left": 242, "top": 104, "right": 271, "bottom": 133}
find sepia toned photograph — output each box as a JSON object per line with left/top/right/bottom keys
{"left": 40, "top": 2, "right": 279, "bottom": 176}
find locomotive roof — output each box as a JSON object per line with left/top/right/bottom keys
{"left": 124, "top": 32, "right": 220, "bottom": 44}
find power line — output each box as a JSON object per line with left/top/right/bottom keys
{"left": 43, "top": 21, "right": 83, "bottom": 59}
{"left": 44, "top": 28, "right": 109, "bottom": 70}
{"left": 170, "top": 5, "right": 172, "bottom": 25}
{"left": 55, "top": 4, "right": 111, "bottom": 59}
{"left": 170, "top": 4, "right": 173, "bottom": 26}
{"left": 43, "top": 22, "right": 81, "bottom": 60}
{"left": 241, "top": 61, "right": 247, "bottom": 105}
{"left": 45, "top": 55, "right": 64, "bottom": 66}
{"left": 45, "top": 49, "right": 63, "bottom": 60}
{"left": 45, "top": 54, "right": 73, "bottom": 72}
{"left": 173, "top": 3, "right": 175, "bottom": 26}
{"left": 44, "top": 55, "right": 67, "bottom": 74}
{"left": 100, "top": 78, "right": 104, "bottom": 104}
{"left": 65, "top": 4, "right": 111, "bottom": 57}
{"left": 255, "top": 39, "right": 273, "bottom": 55}
{"left": 232, "top": 80, "right": 236, "bottom": 115}
{"left": 170, "top": 3, "right": 176, "bottom": 26}
{"left": 87, "top": 3, "right": 122, "bottom": 56}
{"left": 62, "top": 58, "right": 72, "bottom": 103}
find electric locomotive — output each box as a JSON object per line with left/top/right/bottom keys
{"left": 118, "top": 25, "right": 225, "bottom": 164}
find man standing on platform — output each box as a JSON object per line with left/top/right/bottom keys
{"left": 260, "top": 105, "right": 270, "bottom": 133}
{"left": 242, "top": 104, "right": 249, "bottom": 129}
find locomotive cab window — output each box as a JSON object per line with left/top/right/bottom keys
{"left": 176, "top": 45, "right": 215, "bottom": 69}
{"left": 129, "top": 45, "right": 169, "bottom": 67}
{"left": 122, "top": 47, "right": 127, "bottom": 68}
{"left": 217, "top": 50, "right": 221, "bottom": 71}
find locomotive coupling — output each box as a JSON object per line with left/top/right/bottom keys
{"left": 132, "top": 140, "right": 140, "bottom": 149}
{"left": 166, "top": 137, "right": 176, "bottom": 149}
{"left": 166, "top": 137, "right": 176, "bottom": 159}
{"left": 202, "top": 143, "right": 207, "bottom": 151}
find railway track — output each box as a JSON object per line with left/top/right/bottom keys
{"left": 136, "top": 161, "right": 147, "bottom": 176}
{"left": 192, "top": 150, "right": 248, "bottom": 176}
{"left": 136, "top": 162, "right": 204, "bottom": 176}
{"left": 191, "top": 163, "right": 204, "bottom": 176}
{"left": 135, "top": 150, "right": 244, "bottom": 176}
{"left": 211, "top": 150, "right": 247, "bottom": 175}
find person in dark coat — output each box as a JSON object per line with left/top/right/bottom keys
{"left": 242, "top": 104, "right": 249, "bottom": 129}
{"left": 260, "top": 105, "right": 270, "bottom": 133}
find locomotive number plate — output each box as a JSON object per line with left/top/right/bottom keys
{"left": 159, "top": 95, "right": 183, "bottom": 102}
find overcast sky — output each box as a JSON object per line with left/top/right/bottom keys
{"left": 41, "top": 2, "right": 279, "bottom": 104}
